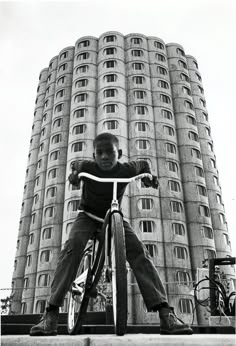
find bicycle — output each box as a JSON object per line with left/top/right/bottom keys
{"left": 67, "top": 172, "right": 152, "bottom": 336}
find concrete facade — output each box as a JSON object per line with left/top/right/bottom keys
{"left": 11, "top": 32, "right": 234, "bottom": 325}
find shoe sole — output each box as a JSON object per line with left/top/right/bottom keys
{"left": 30, "top": 331, "right": 57, "bottom": 336}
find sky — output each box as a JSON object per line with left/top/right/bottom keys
{"left": 0, "top": 0, "right": 235, "bottom": 297}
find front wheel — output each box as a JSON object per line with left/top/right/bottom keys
{"left": 110, "top": 212, "right": 127, "bottom": 336}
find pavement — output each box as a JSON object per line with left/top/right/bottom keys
{"left": 1, "top": 334, "right": 236, "bottom": 346}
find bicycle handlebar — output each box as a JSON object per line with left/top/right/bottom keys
{"left": 78, "top": 172, "right": 153, "bottom": 183}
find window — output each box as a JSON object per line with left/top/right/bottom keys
{"left": 24, "top": 277, "right": 29, "bottom": 289}
{"left": 160, "top": 94, "right": 171, "bottom": 103}
{"left": 48, "top": 168, "right": 57, "bottom": 179}
{"left": 140, "top": 221, "right": 154, "bottom": 233}
{"left": 132, "top": 62, "right": 144, "bottom": 70}
{"left": 21, "top": 302, "right": 27, "bottom": 314}
{"left": 104, "top": 60, "right": 116, "bottom": 68}
{"left": 43, "top": 227, "right": 52, "bottom": 240}
{"left": 58, "top": 63, "right": 67, "bottom": 72}
{"left": 104, "top": 47, "right": 116, "bottom": 55}
{"left": 131, "top": 37, "right": 142, "bottom": 44}
{"left": 205, "top": 249, "right": 216, "bottom": 259}
{"left": 202, "top": 226, "right": 213, "bottom": 239}
{"left": 185, "top": 100, "right": 193, "bottom": 110}
{"left": 45, "top": 86, "right": 49, "bottom": 94}
{"left": 213, "top": 175, "right": 219, "bottom": 185}
{"left": 172, "top": 223, "right": 185, "bottom": 236}
{"left": 38, "top": 274, "right": 50, "bottom": 287}
{"left": 179, "top": 299, "right": 192, "bottom": 314}
{"left": 133, "top": 76, "right": 145, "bottom": 84}
{"left": 202, "top": 112, "right": 208, "bottom": 121}
{"left": 174, "top": 246, "right": 187, "bottom": 259}
{"left": 188, "top": 131, "right": 198, "bottom": 141}
{"left": 104, "top": 120, "right": 118, "bottom": 130}
{"left": 167, "top": 161, "right": 178, "bottom": 173}
{"left": 208, "top": 142, "right": 213, "bottom": 152}
{"left": 73, "top": 124, "right": 86, "bottom": 135}
{"left": 198, "top": 85, "right": 204, "bottom": 94}
{"left": 197, "top": 184, "right": 207, "bottom": 196}
{"left": 44, "top": 100, "right": 48, "bottom": 108}
{"left": 68, "top": 200, "right": 80, "bottom": 212}
{"left": 137, "top": 122, "right": 148, "bottom": 132}
{"left": 75, "top": 79, "right": 88, "bottom": 88}
{"left": 74, "top": 108, "right": 87, "bottom": 118}
{"left": 166, "top": 143, "right": 176, "bottom": 154}
{"left": 187, "top": 115, "right": 196, "bottom": 125}
{"left": 46, "top": 186, "right": 56, "bottom": 198}
{"left": 157, "top": 66, "right": 167, "bottom": 75}
{"left": 104, "top": 88, "right": 116, "bottom": 97}
{"left": 104, "top": 74, "right": 117, "bottom": 82}
{"left": 14, "top": 260, "right": 17, "bottom": 271}
{"left": 53, "top": 118, "right": 62, "bottom": 128}
{"left": 191, "top": 148, "right": 201, "bottom": 159}
{"left": 180, "top": 73, "right": 189, "bottom": 82}
{"left": 163, "top": 125, "right": 174, "bottom": 136}
{"left": 171, "top": 201, "right": 183, "bottom": 213}
{"left": 42, "top": 113, "right": 47, "bottom": 122}
{"left": 76, "top": 65, "right": 88, "bottom": 73}
{"left": 193, "top": 60, "right": 198, "bottom": 68}
{"left": 154, "top": 41, "right": 164, "bottom": 49}
{"left": 178, "top": 60, "right": 187, "bottom": 68}
{"left": 56, "top": 89, "right": 64, "bottom": 98}
{"left": 176, "top": 271, "right": 190, "bottom": 285}
{"left": 54, "top": 103, "right": 64, "bottom": 113}
{"left": 72, "top": 141, "right": 84, "bottom": 152}
{"left": 131, "top": 49, "right": 143, "bottom": 57}
{"left": 216, "top": 193, "right": 223, "bottom": 204}
{"left": 104, "top": 35, "right": 116, "bottom": 42}
{"left": 104, "top": 104, "right": 117, "bottom": 113}
{"left": 162, "top": 109, "right": 173, "bottom": 119}
{"left": 205, "top": 127, "right": 211, "bottom": 136}
{"left": 134, "top": 90, "right": 145, "bottom": 99}
{"left": 75, "top": 93, "right": 87, "bottom": 103}
{"left": 195, "top": 166, "right": 204, "bottom": 177}
{"left": 135, "top": 105, "right": 147, "bottom": 114}
{"left": 199, "top": 205, "right": 210, "bottom": 217}
{"left": 77, "top": 52, "right": 89, "bottom": 60}
{"left": 176, "top": 47, "right": 185, "bottom": 56}
{"left": 36, "top": 300, "right": 46, "bottom": 314}
{"left": 26, "top": 255, "right": 32, "bottom": 267}
{"left": 78, "top": 40, "right": 90, "bottom": 47}
{"left": 200, "top": 98, "right": 206, "bottom": 107}
{"left": 196, "top": 72, "right": 202, "bottom": 81}
{"left": 169, "top": 180, "right": 181, "bottom": 192}
{"left": 223, "top": 233, "right": 230, "bottom": 245}
{"left": 158, "top": 80, "right": 169, "bottom": 89}
{"left": 51, "top": 134, "right": 61, "bottom": 144}
{"left": 145, "top": 244, "right": 156, "bottom": 257}
{"left": 50, "top": 150, "right": 60, "bottom": 161}
{"left": 140, "top": 198, "right": 153, "bottom": 210}
{"left": 182, "top": 86, "right": 191, "bottom": 95}
{"left": 210, "top": 158, "right": 216, "bottom": 168}
{"left": 45, "top": 207, "right": 54, "bottom": 218}
{"left": 136, "top": 139, "right": 149, "bottom": 150}
{"left": 40, "top": 250, "right": 51, "bottom": 263}
{"left": 39, "top": 143, "right": 44, "bottom": 152}
{"left": 57, "top": 76, "right": 65, "bottom": 85}
{"left": 219, "top": 213, "right": 226, "bottom": 224}
{"left": 156, "top": 53, "right": 166, "bottom": 62}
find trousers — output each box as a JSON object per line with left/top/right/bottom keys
{"left": 49, "top": 212, "right": 167, "bottom": 311}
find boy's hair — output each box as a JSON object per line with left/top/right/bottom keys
{"left": 93, "top": 132, "right": 119, "bottom": 148}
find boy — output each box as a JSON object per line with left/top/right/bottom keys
{"left": 30, "top": 132, "right": 193, "bottom": 336}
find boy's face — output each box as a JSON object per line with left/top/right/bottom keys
{"left": 93, "top": 140, "right": 120, "bottom": 171}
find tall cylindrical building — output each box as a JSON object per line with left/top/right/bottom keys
{"left": 11, "top": 32, "right": 234, "bottom": 325}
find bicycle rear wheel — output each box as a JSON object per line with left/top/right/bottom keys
{"left": 110, "top": 212, "right": 127, "bottom": 336}
{"left": 67, "top": 238, "right": 105, "bottom": 335}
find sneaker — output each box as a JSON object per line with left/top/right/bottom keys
{"left": 29, "top": 307, "right": 59, "bottom": 336}
{"left": 159, "top": 307, "right": 193, "bottom": 335}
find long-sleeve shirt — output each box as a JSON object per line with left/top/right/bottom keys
{"left": 71, "top": 160, "right": 151, "bottom": 218}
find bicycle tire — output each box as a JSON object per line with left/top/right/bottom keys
{"left": 67, "top": 237, "right": 105, "bottom": 335}
{"left": 110, "top": 212, "right": 127, "bottom": 336}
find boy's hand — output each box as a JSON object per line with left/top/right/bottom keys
{"left": 68, "top": 170, "right": 80, "bottom": 186}
{"left": 142, "top": 175, "right": 159, "bottom": 189}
